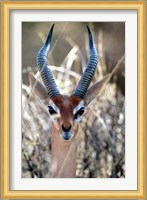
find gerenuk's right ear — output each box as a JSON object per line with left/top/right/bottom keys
{"left": 84, "top": 74, "right": 110, "bottom": 107}
{"left": 29, "top": 72, "right": 48, "bottom": 100}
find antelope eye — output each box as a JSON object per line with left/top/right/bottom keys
{"left": 74, "top": 107, "right": 85, "bottom": 120}
{"left": 48, "top": 106, "right": 57, "bottom": 115}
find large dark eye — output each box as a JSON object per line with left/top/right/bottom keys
{"left": 74, "top": 107, "right": 84, "bottom": 120}
{"left": 48, "top": 106, "right": 57, "bottom": 115}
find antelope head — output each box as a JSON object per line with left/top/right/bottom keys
{"left": 29, "top": 24, "right": 110, "bottom": 141}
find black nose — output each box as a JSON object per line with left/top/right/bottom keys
{"left": 62, "top": 125, "right": 71, "bottom": 132}
{"left": 62, "top": 133, "right": 71, "bottom": 140}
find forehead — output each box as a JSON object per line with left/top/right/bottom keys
{"left": 51, "top": 95, "right": 81, "bottom": 109}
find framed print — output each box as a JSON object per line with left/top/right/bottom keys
{"left": 1, "top": 1, "right": 146, "bottom": 199}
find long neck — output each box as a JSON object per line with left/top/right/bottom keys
{"left": 50, "top": 124, "right": 78, "bottom": 178}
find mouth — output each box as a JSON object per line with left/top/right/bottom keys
{"left": 60, "top": 131, "right": 74, "bottom": 141}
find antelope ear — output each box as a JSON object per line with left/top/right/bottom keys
{"left": 84, "top": 74, "right": 110, "bottom": 107}
{"left": 29, "top": 72, "right": 48, "bottom": 100}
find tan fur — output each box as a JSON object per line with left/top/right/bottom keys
{"left": 50, "top": 123, "right": 78, "bottom": 178}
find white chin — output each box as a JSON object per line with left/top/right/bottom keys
{"left": 60, "top": 131, "right": 74, "bottom": 141}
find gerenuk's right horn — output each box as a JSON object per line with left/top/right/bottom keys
{"left": 36, "top": 24, "right": 61, "bottom": 99}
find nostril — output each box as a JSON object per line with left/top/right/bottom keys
{"left": 62, "top": 125, "right": 71, "bottom": 132}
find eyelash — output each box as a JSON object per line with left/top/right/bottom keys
{"left": 48, "top": 106, "right": 57, "bottom": 115}
{"left": 74, "top": 107, "right": 84, "bottom": 120}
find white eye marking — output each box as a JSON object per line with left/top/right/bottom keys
{"left": 49, "top": 100, "right": 59, "bottom": 113}
{"left": 73, "top": 101, "right": 84, "bottom": 115}
{"left": 73, "top": 101, "right": 85, "bottom": 122}
{"left": 48, "top": 100, "right": 60, "bottom": 119}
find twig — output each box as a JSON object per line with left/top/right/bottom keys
{"left": 109, "top": 54, "right": 125, "bottom": 79}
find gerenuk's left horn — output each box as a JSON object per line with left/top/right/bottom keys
{"left": 73, "top": 26, "right": 98, "bottom": 99}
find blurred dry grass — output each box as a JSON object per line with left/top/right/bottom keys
{"left": 22, "top": 22, "right": 125, "bottom": 178}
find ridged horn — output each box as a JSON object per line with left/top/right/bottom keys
{"left": 73, "top": 26, "right": 98, "bottom": 99}
{"left": 36, "top": 24, "right": 61, "bottom": 99}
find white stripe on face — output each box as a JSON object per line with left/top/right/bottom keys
{"left": 73, "top": 101, "right": 84, "bottom": 115}
{"left": 73, "top": 101, "right": 84, "bottom": 123}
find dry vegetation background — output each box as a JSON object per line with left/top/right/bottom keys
{"left": 22, "top": 22, "right": 125, "bottom": 178}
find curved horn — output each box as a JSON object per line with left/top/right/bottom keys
{"left": 36, "top": 24, "right": 61, "bottom": 98}
{"left": 73, "top": 26, "right": 98, "bottom": 99}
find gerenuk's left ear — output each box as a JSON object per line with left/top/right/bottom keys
{"left": 84, "top": 74, "right": 110, "bottom": 107}
{"left": 29, "top": 72, "right": 48, "bottom": 100}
